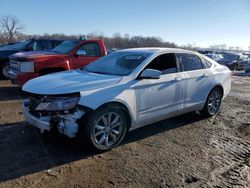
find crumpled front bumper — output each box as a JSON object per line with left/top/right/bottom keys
{"left": 22, "top": 101, "right": 86, "bottom": 138}
{"left": 22, "top": 102, "right": 51, "bottom": 131}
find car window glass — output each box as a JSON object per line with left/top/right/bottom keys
{"left": 85, "top": 51, "right": 151, "bottom": 76}
{"left": 177, "top": 54, "right": 203, "bottom": 71}
{"left": 51, "top": 40, "right": 78, "bottom": 54}
{"left": 51, "top": 40, "right": 63, "bottom": 48}
{"left": 78, "top": 43, "right": 101, "bottom": 57}
{"left": 145, "top": 53, "right": 177, "bottom": 74}
{"left": 34, "top": 40, "right": 47, "bottom": 50}
{"left": 202, "top": 58, "right": 212, "bottom": 68}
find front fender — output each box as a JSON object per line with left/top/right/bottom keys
{"left": 78, "top": 82, "right": 136, "bottom": 127}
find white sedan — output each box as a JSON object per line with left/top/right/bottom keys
{"left": 22, "top": 48, "right": 231, "bottom": 151}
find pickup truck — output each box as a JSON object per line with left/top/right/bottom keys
{"left": 0, "top": 38, "right": 63, "bottom": 79}
{"left": 8, "top": 39, "right": 107, "bottom": 86}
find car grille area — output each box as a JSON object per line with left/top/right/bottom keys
{"left": 9, "top": 59, "right": 19, "bottom": 76}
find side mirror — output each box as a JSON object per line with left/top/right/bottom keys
{"left": 76, "top": 49, "right": 87, "bottom": 56}
{"left": 139, "top": 69, "right": 161, "bottom": 79}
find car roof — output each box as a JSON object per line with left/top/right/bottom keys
{"left": 118, "top": 47, "right": 199, "bottom": 55}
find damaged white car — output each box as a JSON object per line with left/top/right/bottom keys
{"left": 22, "top": 48, "right": 231, "bottom": 151}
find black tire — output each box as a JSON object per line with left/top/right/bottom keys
{"left": 80, "top": 107, "right": 128, "bottom": 151}
{"left": 200, "top": 87, "right": 222, "bottom": 117}
{"left": 0, "top": 62, "right": 10, "bottom": 80}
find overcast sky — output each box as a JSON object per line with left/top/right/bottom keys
{"left": 0, "top": 0, "right": 250, "bottom": 50}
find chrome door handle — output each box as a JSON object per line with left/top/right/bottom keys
{"left": 174, "top": 77, "right": 182, "bottom": 82}
{"left": 201, "top": 73, "right": 209, "bottom": 77}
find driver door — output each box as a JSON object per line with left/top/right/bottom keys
{"left": 131, "top": 53, "right": 184, "bottom": 124}
{"left": 72, "top": 42, "right": 101, "bottom": 69}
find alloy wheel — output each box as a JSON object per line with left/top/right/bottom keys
{"left": 207, "top": 90, "right": 221, "bottom": 115}
{"left": 2, "top": 65, "right": 10, "bottom": 78}
{"left": 93, "top": 112, "right": 123, "bottom": 148}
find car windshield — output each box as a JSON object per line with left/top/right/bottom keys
{"left": 84, "top": 51, "right": 152, "bottom": 76}
{"left": 9, "top": 40, "right": 32, "bottom": 49}
{"left": 51, "top": 40, "right": 78, "bottom": 54}
{"left": 222, "top": 54, "right": 239, "bottom": 61}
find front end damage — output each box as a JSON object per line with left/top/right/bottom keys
{"left": 22, "top": 93, "right": 87, "bottom": 138}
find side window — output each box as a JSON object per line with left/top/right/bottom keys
{"left": 78, "top": 43, "right": 101, "bottom": 57}
{"left": 202, "top": 58, "right": 212, "bottom": 68}
{"left": 145, "top": 53, "right": 177, "bottom": 74}
{"left": 33, "top": 40, "right": 47, "bottom": 50}
{"left": 177, "top": 54, "right": 203, "bottom": 72}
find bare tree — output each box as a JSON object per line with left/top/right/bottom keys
{"left": 0, "top": 15, "right": 24, "bottom": 43}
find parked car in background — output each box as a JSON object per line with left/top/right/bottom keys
{"left": 22, "top": 48, "right": 231, "bottom": 151}
{"left": 0, "top": 38, "right": 63, "bottom": 79}
{"left": 217, "top": 53, "right": 249, "bottom": 70}
{"left": 205, "top": 54, "right": 223, "bottom": 61}
{"left": 237, "top": 55, "right": 249, "bottom": 70}
{"left": 243, "top": 52, "right": 250, "bottom": 59}
{"left": 244, "top": 60, "right": 250, "bottom": 73}
{"left": 8, "top": 39, "right": 107, "bottom": 86}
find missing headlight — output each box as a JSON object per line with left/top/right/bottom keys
{"left": 36, "top": 97, "right": 80, "bottom": 111}
{"left": 24, "top": 92, "right": 80, "bottom": 112}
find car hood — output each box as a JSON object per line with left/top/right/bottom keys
{"left": 12, "top": 51, "right": 63, "bottom": 59}
{"left": 22, "top": 70, "right": 123, "bottom": 95}
{"left": 0, "top": 49, "right": 19, "bottom": 59}
{"left": 0, "top": 45, "right": 18, "bottom": 51}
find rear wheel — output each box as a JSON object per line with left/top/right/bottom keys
{"left": 80, "top": 107, "right": 128, "bottom": 151}
{"left": 200, "top": 87, "right": 222, "bottom": 117}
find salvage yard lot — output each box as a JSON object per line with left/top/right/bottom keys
{"left": 0, "top": 74, "right": 249, "bottom": 188}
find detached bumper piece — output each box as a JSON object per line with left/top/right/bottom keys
{"left": 22, "top": 102, "right": 51, "bottom": 131}
{"left": 22, "top": 101, "right": 85, "bottom": 138}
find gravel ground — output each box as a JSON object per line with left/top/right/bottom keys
{"left": 0, "top": 73, "right": 249, "bottom": 188}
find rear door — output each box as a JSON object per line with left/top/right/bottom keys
{"left": 72, "top": 42, "right": 102, "bottom": 69}
{"left": 176, "top": 53, "right": 213, "bottom": 111}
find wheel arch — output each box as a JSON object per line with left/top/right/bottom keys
{"left": 203, "top": 84, "right": 224, "bottom": 109}
{"left": 213, "top": 84, "right": 224, "bottom": 97}
{"left": 95, "top": 101, "right": 133, "bottom": 130}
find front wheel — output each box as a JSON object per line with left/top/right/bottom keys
{"left": 80, "top": 107, "right": 128, "bottom": 151}
{"left": 200, "top": 87, "right": 222, "bottom": 117}
{"left": 0, "top": 63, "right": 10, "bottom": 80}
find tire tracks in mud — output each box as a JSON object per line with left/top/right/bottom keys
{"left": 207, "top": 133, "right": 250, "bottom": 187}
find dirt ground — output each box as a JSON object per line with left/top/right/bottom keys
{"left": 0, "top": 73, "right": 249, "bottom": 188}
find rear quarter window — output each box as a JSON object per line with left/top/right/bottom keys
{"left": 202, "top": 58, "right": 212, "bottom": 68}
{"left": 176, "top": 54, "right": 203, "bottom": 72}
